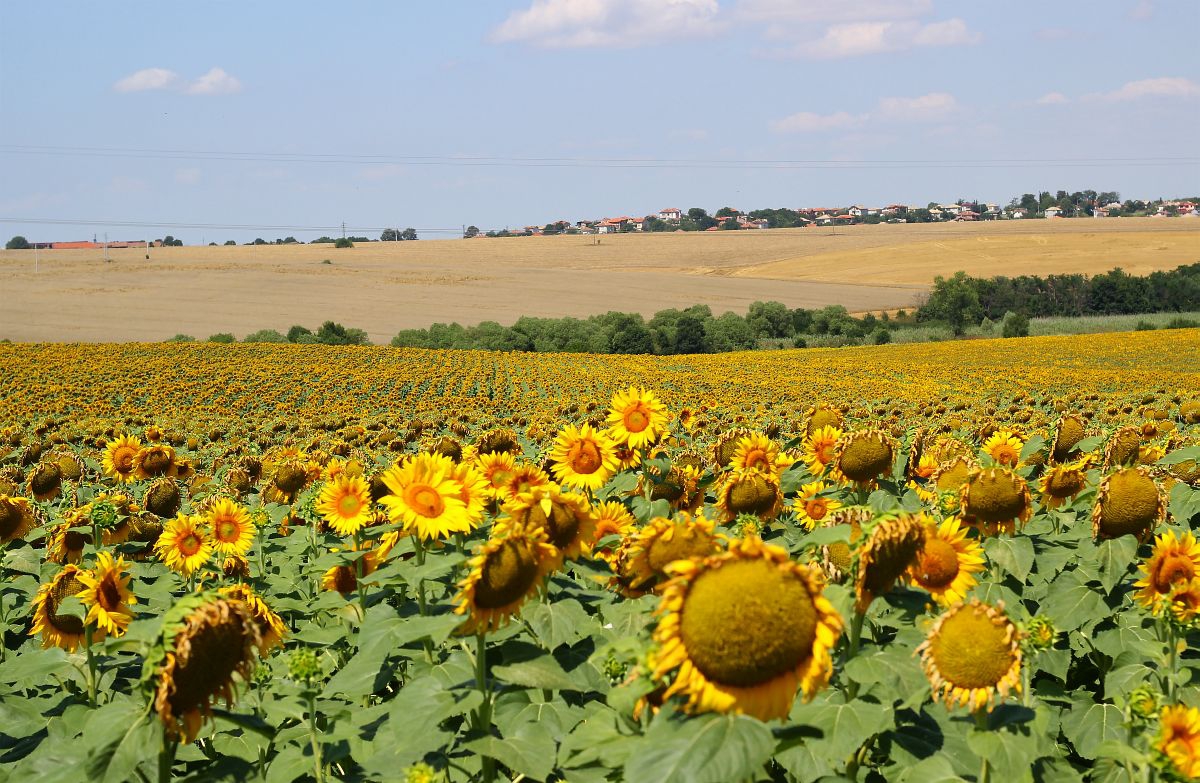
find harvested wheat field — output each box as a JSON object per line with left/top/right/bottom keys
{"left": 1, "top": 217, "right": 1195, "bottom": 343}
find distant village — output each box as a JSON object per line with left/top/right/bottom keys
{"left": 482, "top": 196, "right": 1200, "bottom": 238}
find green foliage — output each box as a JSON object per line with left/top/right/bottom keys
{"left": 243, "top": 329, "right": 288, "bottom": 343}
{"left": 207, "top": 332, "right": 236, "bottom": 344}
{"left": 6, "top": 235, "right": 31, "bottom": 250}
{"left": 334, "top": 237, "right": 354, "bottom": 248}
{"left": 164, "top": 333, "right": 195, "bottom": 342}
{"left": 1001, "top": 311, "right": 1030, "bottom": 338}
{"left": 287, "top": 325, "right": 313, "bottom": 343}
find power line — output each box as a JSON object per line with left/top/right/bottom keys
{"left": 2, "top": 144, "right": 1197, "bottom": 170}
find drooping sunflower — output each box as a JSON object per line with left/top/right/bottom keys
{"left": 1039, "top": 459, "right": 1090, "bottom": 508}
{"left": 155, "top": 514, "right": 214, "bottom": 577}
{"left": 829, "top": 429, "right": 896, "bottom": 487}
{"left": 619, "top": 512, "right": 721, "bottom": 594}
{"left": 102, "top": 434, "right": 142, "bottom": 483}
{"left": 610, "top": 436, "right": 645, "bottom": 472}
{"left": 917, "top": 599, "right": 1022, "bottom": 712}
{"left": 854, "top": 512, "right": 926, "bottom": 613}
{"left": 715, "top": 468, "right": 783, "bottom": 523}
{"left": 906, "top": 517, "right": 985, "bottom": 607}
{"left": 499, "top": 483, "right": 596, "bottom": 566}
{"left": 30, "top": 565, "right": 93, "bottom": 650}
{"left": 151, "top": 594, "right": 260, "bottom": 743}
{"left": 981, "top": 430, "right": 1024, "bottom": 468}
{"left": 133, "top": 444, "right": 180, "bottom": 481}
{"left": 644, "top": 464, "right": 703, "bottom": 512}
{"left": 729, "top": 433, "right": 793, "bottom": 477}
{"left": 453, "top": 525, "right": 558, "bottom": 634}
{"left": 143, "top": 477, "right": 183, "bottom": 519}
{"left": 75, "top": 551, "right": 136, "bottom": 636}
{"left": 549, "top": 423, "right": 619, "bottom": 492}
{"left": 1133, "top": 530, "right": 1200, "bottom": 613}
{"left": 0, "top": 494, "right": 37, "bottom": 545}
{"left": 45, "top": 514, "right": 92, "bottom": 565}
{"left": 476, "top": 427, "right": 522, "bottom": 456}
{"left": 315, "top": 473, "right": 374, "bottom": 537}
{"left": 1168, "top": 578, "right": 1200, "bottom": 625}
{"left": 1051, "top": 414, "right": 1088, "bottom": 463}
{"left": 27, "top": 460, "right": 63, "bottom": 502}
{"left": 379, "top": 453, "right": 472, "bottom": 541}
{"left": 803, "top": 406, "right": 844, "bottom": 436}
{"left": 650, "top": 536, "right": 843, "bottom": 720}
{"left": 1104, "top": 426, "right": 1142, "bottom": 469}
{"left": 1091, "top": 467, "right": 1165, "bottom": 543}
{"left": 1157, "top": 705, "right": 1200, "bottom": 780}
{"left": 711, "top": 428, "right": 753, "bottom": 470}
{"left": 591, "top": 500, "right": 637, "bottom": 565}
{"left": 793, "top": 481, "right": 843, "bottom": 531}
{"left": 204, "top": 498, "right": 256, "bottom": 557}
{"left": 219, "top": 583, "right": 287, "bottom": 654}
{"left": 606, "top": 386, "right": 669, "bottom": 450}
{"left": 959, "top": 467, "right": 1033, "bottom": 536}
{"left": 801, "top": 425, "right": 843, "bottom": 476}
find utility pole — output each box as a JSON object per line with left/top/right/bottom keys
{"left": 104, "top": 232, "right": 110, "bottom": 263}
{"left": 341, "top": 221, "right": 346, "bottom": 240}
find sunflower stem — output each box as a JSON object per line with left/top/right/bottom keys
{"left": 413, "top": 537, "right": 433, "bottom": 661}
{"left": 1164, "top": 621, "right": 1178, "bottom": 701}
{"left": 474, "top": 632, "right": 496, "bottom": 783}
{"left": 158, "top": 731, "right": 177, "bottom": 783}
{"left": 843, "top": 610, "right": 866, "bottom": 699}
{"left": 974, "top": 709, "right": 991, "bottom": 783}
{"left": 83, "top": 623, "right": 98, "bottom": 707}
{"left": 307, "top": 691, "right": 325, "bottom": 783}
{"left": 354, "top": 531, "right": 367, "bottom": 621}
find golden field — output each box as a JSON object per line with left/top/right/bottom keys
{"left": 0, "top": 217, "right": 1196, "bottom": 343}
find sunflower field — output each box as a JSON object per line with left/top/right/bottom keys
{"left": 1, "top": 331, "right": 1199, "bottom": 783}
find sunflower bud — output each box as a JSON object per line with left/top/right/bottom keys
{"left": 287, "top": 647, "right": 323, "bottom": 687}
{"left": 1128, "top": 685, "right": 1159, "bottom": 719}
{"left": 1024, "top": 616, "right": 1057, "bottom": 650}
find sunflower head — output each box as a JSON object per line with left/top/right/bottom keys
{"left": 1091, "top": 467, "right": 1165, "bottom": 543}
{"left": 918, "top": 599, "right": 1022, "bottom": 712}
{"left": 1157, "top": 705, "right": 1200, "bottom": 780}
{"left": 155, "top": 513, "right": 213, "bottom": 576}
{"left": 550, "top": 423, "right": 618, "bottom": 491}
{"left": 75, "top": 550, "right": 137, "bottom": 637}
{"left": 144, "top": 477, "right": 183, "bottom": 518}
{"left": 134, "top": 444, "right": 179, "bottom": 480}
{"left": 793, "top": 481, "right": 843, "bottom": 531}
{"left": 651, "top": 536, "right": 843, "bottom": 720}
{"left": 453, "top": 525, "right": 558, "bottom": 634}
{"left": 205, "top": 498, "right": 256, "bottom": 557}
{"left": 607, "top": 386, "right": 669, "bottom": 450}
{"left": 805, "top": 406, "right": 844, "bottom": 436}
{"left": 712, "top": 428, "right": 753, "bottom": 469}
{"left": 1133, "top": 530, "right": 1200, "bottom": 613}
{"left": 716, "top": 469, "right": 783, "bottom": 522}
{"left": 0, "top": 494, "right": 37, "bottom": 545}
{"left": 30, "top": 565, "right": 91, "bottom": 650}
{"left": 102, "top": 435, "right": 143, "bottom": 483}
{"left": 831, "top": 429, "right": 895, "bottom": 485}
{"left": 315, "top": 473, "right": 374, "bottom": 537}
{"left": 1104, "top": 426, "right": 1142, "bottom": 469}
{"left": 729, "top": 433, "right": 790, "bottom": 476}
{"left": 1051, "top": 415, "right": 1087, "bottom": 463}
{"left": 28, "top": 460, "right": 63, "bottom": 501}
{"left": 379, "top": 453, "right": 473, "bottom": 541}
{"left": 981, "top": 430, "right": 1024, "bottom": 468}
{"left": 906, "top": 516, "right": 986, "bottom": 607}
{"left": 620, "top": 512, "right": 721, "bottom": 594}
{"left": 219, "top": 584, "right": 287, "bottom": 655}
{"left": 959, "top": 467, "right": 1032, "bottom": 534}
{"left": 591, "top": 500, "right": 636, "bottom": 565}
{"left": 854, "top": 512, "right": 926, "bottom": 613}
{"left": 150, "top": 594, "right": 260, "bottom": 743}
{"left": 499, "top": 483, "right": 596, "bottom": 565}
{"left": 476, "top": 428, "right": 522, "bottom": 456}
{"left": 1039, "top": 460, "right": 1089, "bottom": 508}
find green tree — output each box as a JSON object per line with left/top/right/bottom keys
{"left": 1001, "top": 311, "right": 1030, "bottom": 338}
{"left": 243, "top": 329, "right": 287, "bottom": 343}
{"left": 705, "top": 312, "right": 756, "bottom": 352}
{"left": 287, "top": 325, "right": 313, "bottom": 343}
{"left": 464, "top": 225, "right": 480, "bottom": 238}
{"left": 381, "top": 228, "right": 399, "bottom": 241}
{"left": 223, "top": 240, "right": 237, "bottom": 246}
{"left": 208, "top": 333, "right": 236, "bottom": 344}
{"left": 401, "top": 228, "right": 418, "bottom": 241}
{"left": 672, "top": 314, "right": 710, "bottom": 354}
{"left": 746, "top": 301, "right": 793, "bottom": 338}
{"left": 923, "top": 271, "right": 983, "bottom": 336}
{"left": 605, "top": 314, "right": 654, "bottom": 354}
{"left": 5, "top": 236, "right": 30, "bottom": 250}
{"left": 334, "top": 237, "right": 353, "bottom": 248}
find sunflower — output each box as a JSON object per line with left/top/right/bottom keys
{"left": 1104, "top": 426, "right": 1142, "bottom": 469}
{"left": 152, "top": 594, "right": 260, "bottom": 743}
{"left": 1039, "top": 459, "right": 1090, "bottom": 508}
{"left": 45, "top": 515, "right": 91, "bottom": 564}
{"left": 1168, "top": 579, "right": 1200, "bottom": 625}
{"left": 715, "top": 469, "right": 783, "bottom": 523}
{"left": 959, "top": 467, "right": 1032, "bottom": 536}
{"left": 729, "top": 433, "right": 792, "bottom": 477}
{"left": 804, "top": 406, "right": 844, "bottom": 436}
{"left": 476, "top": 428, "right": 522, "bottom": 456}
{"left": 793, "top": 481, "right": 843, "bottom": 531}
{"left": 379, "top": 453, "right": 472, "bottom": 541}
{"left": 549, "top": 423, "right": 619, "bottom": 492}
{"left": 30, "top": 565, "right": 93, "bottom": 650}
{"left": 204, "top": 498, "right": 255, "bottom": 557}
{"left": 829, "top": 429, "right": 895, "bottom": 487}
{"left": 917, "top": 599, "right": 1022, "bottom": 712}
{"left": 143, "top": 477, "right": 183, "bottom": 519}
{"left": 102, "top": 435, "right": 142, "bottom": 483}
{"left": 645, "top": 465, "right": 703, "bottom": 512}
{"left": 476, "top": 451, "right": 520, "bottom": 500}
{"left": 1091, "top": 467, "right": 1165, "bottom": 543}
{"left": 591, "top": 500, "right": 636, "bottom": 565}
{"left": 0, "top": 494, "right": 37, "bottom": 545}
{"left": 619, "top": 512, "right": 721, "bottom": 594}
{"left": 499, "top": 483, "right": 596, "bottom": 566}
{"left": 907, "top": 517, "right": 985, "bottom": 607}
{"left": 453, "top": 525, "right": 558, "bottom": 634}
{"left": 315, "top": 473, "right": 374, "bottom": 537}
{"left": 155, "top": 514, "right": 214, "bottom": 577}
{"left": 854, "top": 513, "right": 926, "bottom": 613}
{"left": 981, "top": 430, "right": 1024, "bottom": 468}
{"left": 1133, "top": 530, "right": 1200, "bottom": 613}
{"left": 1051, "top": 414, "right": 1088, "bottom": 463}
{"left": 650, "top": 536, "right": 843, "bottom": 720}
{"left": 610, "top": 437, "right": 645, "bottom": 472}
{"left": 75, "top": 551, "right": 136, "bottom": 636}
{"left": 711, "top": 428, "right": 753, "bottom": 470}
{"left": 801, "top": 425, "right": 843, "bottom": 476}
{"left": 133, "top": 444, "right": 180, "bottom": 481}
{"left": 28, "top": 460, "right": 63, "bottom": 502}
{"left": 1157, "top": 705, "right": 1200, "bottom": 779}
{"left": 219, "top": 584, "right": 287, "bottom": 654}
{"left": 450, "top": 460, "right": 490, "bottom": 526}
{"left": 607, "top": 386, "right": 669, "bottom": 450}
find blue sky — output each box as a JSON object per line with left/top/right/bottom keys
{"left": 1, "top": 0, "right": 1197, "bottom": 242}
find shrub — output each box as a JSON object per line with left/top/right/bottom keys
{"left": 165, "top": 334, "right": 196, "bottom": 343}
{"left": 1135, "top": 320, "right": 1157, "bottom": 331}
{"left": 1001, "top": 311, "right": 1030, "bottom": 338}
{"left": 793, "top": 336, "right": 807, "bottom": 349}
{"left": 207, "top": 333, "right": 236, "bottom": 344}
{"left": 1166, "top": 317, "right": 1200, "bottom": 329}
{"left": 321, "top": 259, "right": 332, "bottom": 265}
{"left": 287, "top": 325, "right": 313, "bottom": 343}
{"left": 334, "top": 238, "right": 353, "bottom": 249}
{"left": 872, "top": 328, "right": 892, "bottom": 345}
{"left": 244, "top": 329, "right": 288, "bottom": 343}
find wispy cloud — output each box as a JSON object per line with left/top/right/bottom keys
{"left": 1035, "top": 91, "right": 1069, "bottom": 105}
{"left": 113, "top": 66, "right": 242, "bottom": 95}
{"left": 785, "top": 17, "right": 980, "bottom": 59}
{"left": 771, "top": 92, "right": 956, "bottom": 133}
{"left": 1043, "top": 77, "right": 1200, "bottom": 105}
{"left": 732, "top": 0, "right": 932, "bottom": 24}
{"left": 490, "top": 0, "right": 719, "bottom": 48}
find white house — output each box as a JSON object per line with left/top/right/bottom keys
{"left": 1045, "top": 206, "right": 1063, "bottom": 218}
{"left": 657, "top": 208, "right": 682, "bottom": 221}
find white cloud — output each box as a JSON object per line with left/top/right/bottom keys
{"left": 733, "top": 0, "right": 931, "bottom": 23}
{"left": 875, "top": 92, "right": 957, "bottom": 121}
{"left": 790, "top": 17, "right": 979, "bottom": 58}
{"left": 114, "top": 66, "right": 241, "bottom": 95}
{"left": 185, "top": 67, "right": 242, "bottom": 95}
{"left": 114, "top": 67, "right": 180, "bottom": 92}
{"left": 771, "top": 92, "right": 956, "bottom": 133}
{"left": 770, "top": 110, "right": 864, "bottom": 133}
{"left": 490, "top": 0, "right": 719, "bottom": 47}
{"left": 1036, "top": 91, "right": 1069, "bottom": 105}
{"left": 1099, "top": 77, "right": 1199, "bottom": 101}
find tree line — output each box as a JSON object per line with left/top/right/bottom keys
{"left": 918, "top": 263, "right": 1200, "bottom": 334}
